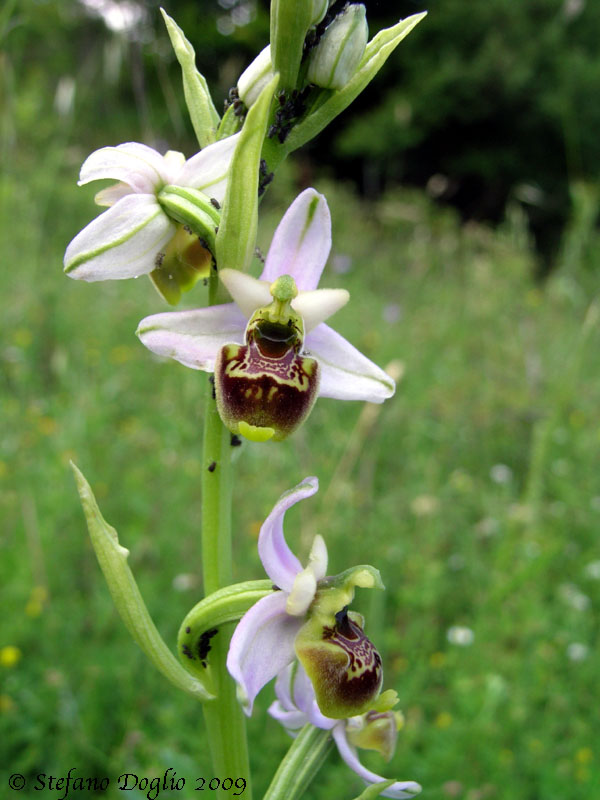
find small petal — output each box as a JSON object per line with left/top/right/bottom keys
{"left": 94, "top": 182, "right": 132, "bottom": 208}
{"left": 260, "top": 188, "right": 332, "bottom": 291}
{"left": 306, "top": 324, "right": 395, "bottom": 402}
{"left": 332, "top": 726, "right": 422, "bottom": 799}
{"left": 176, "top": 133, "right": 241, "bottom": 204}
{"left": 226, "top": 592, "right": 303, "bottom": 715}
{"left": 308, "top": 534, "right": 328, "bottom": 582}
{"left": 283, "top": 534, "right": 328, "bottom": 619}
{"left": 220, "top": 268, "right": 272, "bottom": 319}
{"left": 272, "top": 661, "right": 336, "bottom": 731}
{"left": 286, "top": 567, "right": 317, "bottom": 617}
{"left": 136, "top": 304, "right": 247, "bottom": 371}
{"left": 267, "top": 700, "right": 308, "bottom": 732}
{"left": 273, "top": 663, "right": 298, "bottom": 711}
{"left": 79, "top": 142, "right": 172, "bottom": 194}
{"left": 64, "top": 194, "right": 175, "bottom": 281}
{"left": 258, "top": 477, "right": 319, "bottom": 591}
{"left": 162, "top": 149, "right": 187, "bottom": 175}
{"left": 94, "top": 182, "right": 133, "bottom": 207}
{"left": 293, "top": 288, "right": 350, "bottom": 332}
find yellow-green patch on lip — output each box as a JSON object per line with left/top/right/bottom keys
{"left": 238, "top": 421, "right": 275, "bottom": 442}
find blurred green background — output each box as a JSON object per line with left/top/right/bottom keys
{"left": 2, "top": 1, "right": 600, "bottom": 798}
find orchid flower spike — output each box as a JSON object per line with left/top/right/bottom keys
{"left": 270, "top": 661, "right": 421, "bottom": 799}
{"left": 63, "top": 137, "right": 239, "bottom": 303}
{"left": 137, "top": 188, "right": 396, "bottom": 441}
{"left": 226, "top": 477, "right": 386, "bottom": 718}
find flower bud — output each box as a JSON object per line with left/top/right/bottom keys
{"left": 310, "top": 0, "right": 329, "bottom": 26}
{"left": 237, "top": 46, "right": 275, "bottom": 108}
{"left": 306, "top": 4, "right": 368, "bottom": 90}
{"left": 214, "top": 275, "right": 320, "bottom": 442}
{"left": 294, "top": 564, "right": 384, "bottom": 718}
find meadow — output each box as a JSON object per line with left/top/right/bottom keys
{"left": 2, "top": 86, "right": 600, "bottom": 800}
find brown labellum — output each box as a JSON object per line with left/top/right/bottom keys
{"left": 214, "top": 318, "right": 320, "bottom": 441}
{"left": 295, "top": 606, "right": 383, "bottom": 719}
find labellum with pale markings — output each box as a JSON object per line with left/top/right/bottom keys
{"left": 215, "top": 275, "right": 320, "bottom": 441}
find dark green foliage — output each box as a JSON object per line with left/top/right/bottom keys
{"left": 333, "top": 0, "right": 600, "bottom": 267}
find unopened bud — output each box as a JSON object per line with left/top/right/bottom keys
{"left": 310, "top": 0, "right": 329, "bottom": 26}
{"left": 237, "top": 45, "right": 275, "bottom": 108}
{"left": 307, "top": 4, "right": 368, "bottom": 90}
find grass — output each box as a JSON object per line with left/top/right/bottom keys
{"left": 2, "top": 38, "right": 600, "bottom": 800}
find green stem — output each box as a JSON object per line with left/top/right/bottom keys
{"left": 263, "top": 725, "right": 333, "bottom": 800}
{"left": 201, "top": 275, "right": 251, "bottom": 797}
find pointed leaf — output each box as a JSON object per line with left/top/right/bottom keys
{"left": 216, "top": 103, "right": 242, "bottom": 141}
{"left": 71, "top": 463, "right": 213, "bottom": 701}
{"left": 161, "top": 9, "right": 219, "bottom": 147}
{"left": 263, "top": 724, "right": 333, "bottom": 800}
{"left": 215, "top": 73, "right": 279, "bottom": 273}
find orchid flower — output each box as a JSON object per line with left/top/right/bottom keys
{"left": 226, "top": 476, "right": 386, "bottom": 718}
{"left": 270, "top": 661, "right": 422, "bottom": 799}
{"left": 63, "top": 137, "right": 239, "bottom": 301}
{"left": 137, "top": 188, "right": 395, "bottom": 440}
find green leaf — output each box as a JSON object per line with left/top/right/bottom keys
{"left": 177, "top": 580, "right": 273, "bottom": 681}
{"left": 215, "top": 73, "right": 279, "bottom": 274}
{"left": 70, "top": 463, "right": 213, "bottom": 701}
{"left": 285, "top": 12, "right": 427, "bottom": 153}
{"left": 351, "top": 780, "right": 396, "bottom": 800}
{"left": 161, "top": 9, "right": 220, "bottom": 148}
{"left": 270, "top": 0, "right": 313, "bottom": 90}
